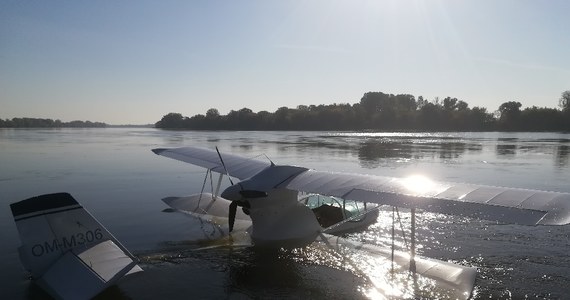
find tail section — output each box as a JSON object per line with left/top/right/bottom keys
{"left": 10, "top": 193, "right": 142, "bottom": 300}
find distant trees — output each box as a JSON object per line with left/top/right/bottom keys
{"left": 519, "top": 106, "right": 563, "bottom": 131}
{"left": 561, "top": 91, "right": 570, "bottom": 130}
{"left": 497, "top": 101, "right": 522, "bottom": 131}
{"left": 155, "top": 113, "right": 185, "bottom": 129}
{"left": 560, "top": 90, "right": 570, "bottom": 112}
{"left": 155, "top": 91, "right": 570, "bottom": 132}
{"left": 357, "top": 92, "right": 418, "bottom": 130}
{"left": 0, "top": 118, "right": 106, "bottom": 128}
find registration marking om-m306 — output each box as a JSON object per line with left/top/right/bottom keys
{"left": 31, "top": 228, "right": 103, "bottom": 257}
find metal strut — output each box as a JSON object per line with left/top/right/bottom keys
{"left": 195, "top": 168, "right": 211, "bottom": 212}
{"left": 391, "top": 206, "right": 414, "bottom": 274}
{"left": 214, "top": 172, "right": 224, "bottom": 198}
{"left": 391, "top": 206, "right": 395, "bottom": 275}
{"left": 390, "top": 207, "right": 418, "bottom": 296}
{"left": 409, "top": 207, "right": 417, "bottom": 274}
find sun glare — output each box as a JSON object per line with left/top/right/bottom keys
{"left": 400, "top": 175, "right": 439, "bottom": 195}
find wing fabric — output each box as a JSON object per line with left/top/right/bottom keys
{"left": 152, "top": 147, "right": 271, "bottom": 180}
{"left": 284, "top": 170, "right": 570, "bottom": 226}
{"left": 152, "top": 147, "right": 570, "bottom": 226}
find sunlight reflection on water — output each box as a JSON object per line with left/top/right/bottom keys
{"left": 2, "top": 129, "right": 570, "bottom": 299}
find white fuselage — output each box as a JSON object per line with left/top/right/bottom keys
{"left": 218, "top": 164, "right": 326, "bottom": 247}
{"left": 163, "top": 189, "right": 322, "bottom": 248}
{"left": 245, "top": 188, "right": 321, "bottom": 248}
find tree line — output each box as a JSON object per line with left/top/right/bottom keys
{"left": 0, "top": 118, "right": 107, "bottom": 128}
{"left": 156, "top": 91, "right": 570, "bottom": 132}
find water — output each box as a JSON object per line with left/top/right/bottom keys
{"left": 1, "top": 128, "right": 569, "bottom": 299}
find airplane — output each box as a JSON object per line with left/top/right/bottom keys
{"left": 9, "top": 146, "right": 570, "bottom": 299}
{"left": 151, "top": 146, "right": 570, "bottom": 299}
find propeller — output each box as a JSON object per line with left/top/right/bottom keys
{"left": 215, "top": 147, "right": 267, "bottom": 232}
{"left": 227, "top": 188, "right": 267, "bottom": 232}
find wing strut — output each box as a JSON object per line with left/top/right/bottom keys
{"left": 215, "top": 146, "right": 234, "bottom": 185}
{"left": 390, "top": 207, "right": 418, "bottom": 278}
{"left": 195, "top": 169, "right": 211, "bottom": 212}
{"left": 410, "top": 208, "right": 417, "bottom": 274}
{"left": 391, "top": 207, "right": 395, "bottom": 275}
{"left": 214, "top": 172, "right": 224, "bottom": 197}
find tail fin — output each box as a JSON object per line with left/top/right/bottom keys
{"left": 10, "top": 193, "right": 142, "bottom": 300}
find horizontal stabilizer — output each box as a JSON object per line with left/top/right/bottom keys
{"left": 38, "top": 240, "right": 142, "bottom": 300}
{"left": 10, "top": 193, "right": 142, "bottom": 300}
{"left": 162, "top": 193, "right": 250, "bottom": 221}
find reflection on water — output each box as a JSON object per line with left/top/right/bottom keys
{"left": 358, "top": 141, "right": 414, "bottom": 169}
{"left": 231, "top": 132, "right": 570, "bottom": 172}
{"left": 122, "top": 247, "right": 368, "bottom": 300}
{"left": 556, "top": 145, "right": 570, "bottom": 167}
{"left": 356, "top": 139, "right": 483, "bottom": 169}
{"left": 136, "top": 130, "right": 570, "bottom": 173}
{"left": 496, "top": 144, "right": 517, "bottom": 156}
{"left": 2, "top": 129, "right": 570, "bottom": 299}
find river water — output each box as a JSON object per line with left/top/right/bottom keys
{"left": 1, "top": 128, "right": 569, "bottom": 299}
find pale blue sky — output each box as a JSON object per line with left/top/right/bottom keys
{"left": 1, "top": 0, "right": 569, "bottom": 124}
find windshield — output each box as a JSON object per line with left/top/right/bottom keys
{"left": 300, "top": 193, "right": 372, "bottom": 221}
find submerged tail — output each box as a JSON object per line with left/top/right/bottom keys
{"left": 10, "top": 193, "right": 142, "bottom": 300}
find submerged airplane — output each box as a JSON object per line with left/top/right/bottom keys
{"left": 10, "top": 146, "right": 570, "bottom": 299}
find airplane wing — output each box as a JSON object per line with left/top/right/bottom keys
{"left": 316, "top": 234, "right": 476, "bottom": 300}
{"left": 284, "top": 170, "right": 570, "bottom": 226}
{"left": 152, "top": 147, "right": 271, "bottom": 180}
{"left": 153, "top": 146, "right": 570, "bottom": 226}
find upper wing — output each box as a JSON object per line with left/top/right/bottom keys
{"left": 284, "top": 170, "right": 570, "bottom": 226}
{"left": 152, "top": 147, "right": 271, "bottom": 180}
{"left": 152, "top": 147, "right": 570, "bottom": 226}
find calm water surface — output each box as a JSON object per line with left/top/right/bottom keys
{"left": 1, "top": 128, "right": 569, "bottom": 299}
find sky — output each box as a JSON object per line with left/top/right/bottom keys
{"left": 1, "top": 0, "right": 569, "bottom": 125}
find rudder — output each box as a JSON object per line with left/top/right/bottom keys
{"left": 10, "top": 193, "right": 141, "bottom": 300}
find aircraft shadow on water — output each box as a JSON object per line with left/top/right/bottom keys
{"left": 9, "top": 146, "right": 570, "bottom": 299}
